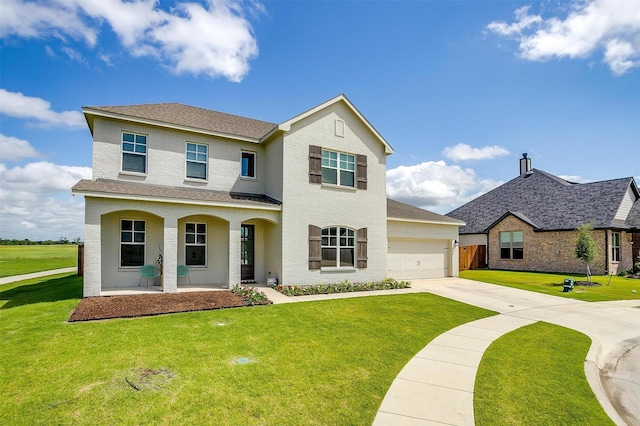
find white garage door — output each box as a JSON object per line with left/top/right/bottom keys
{"left": 387, "top": 238, "right": 449, "bottom": 280}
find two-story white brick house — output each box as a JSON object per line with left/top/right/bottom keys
{"left": 73, "top": 94, "right": 464, "bottom": 297}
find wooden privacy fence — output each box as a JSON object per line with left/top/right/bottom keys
{"left": 459, "top": 245, "right": 486, "bottom": 271}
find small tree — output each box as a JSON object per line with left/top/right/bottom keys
{"left": 574, "top": 223, "right": 597, "bottom": 282}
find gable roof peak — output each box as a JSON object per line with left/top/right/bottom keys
{"left": 278, "top": 94, "right": 394, "bottom": 154}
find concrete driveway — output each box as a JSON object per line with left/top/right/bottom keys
{"left": 374, "top": 278, "right": 640, "bottom": 426}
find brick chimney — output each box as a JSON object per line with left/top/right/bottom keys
{"left": 520, "top": 153, "right": 531, "bottom": 175}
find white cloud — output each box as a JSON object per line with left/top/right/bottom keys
{"left": 486, "top": 6, "right": 542, "bottom": 36}
{"left": 487, "top": 0, "right": 640, "bottom": 75}
{"left": 0, "top": 0, "right": 262, "bottom": 82}
{"left": 0, "top": 134, "right": 40, "bottom": 161}
{"left": 0, "top": 89, "right": 85, "bottom": 128}
{"left": 0, "top": 161, "right": 91, "bottom": 240}
{"left": 386, "top": 161, "right": 503, "bottom": 213}
{"left": 442, "top": 143, "right": 510, "bottom": 161}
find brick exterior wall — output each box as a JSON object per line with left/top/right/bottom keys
{"left": 488, "top": 215, "right": 634, "bottom": 274}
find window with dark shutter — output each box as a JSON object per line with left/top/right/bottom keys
{"left": 309, "top": 224, "right": 322, "bottom": 269}
{"left": 356, "top": 154, "right": 367, "bottom": 190}
{"left": 357, "top": 228, "right": 367, "bottom": 268}
{"left": 309, "top": 145, "right": 322, "bottom": 184}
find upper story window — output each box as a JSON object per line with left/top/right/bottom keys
{"left": 186, "top": 142, "right": 207, "bottom": 180}
{"left": 322, "top": 149, "right": 355, "bottom": 187}
{"left": 241, "top": 151, "right": 256, "bottom": 178}
{"left": 500, "top": 231, "right": 523, "bottom": 260}
{"left": 185, "top": 222, "right": 206, "bottom": 266}
{"left": 612, "top": 232, "right": 621, "bottom": 262}
{"left": 122, "top": 132, "right": 147, "bottom": 174}
{"left": 321, "top": 226, "right": 355, "bottom": 267}
{"left": 120, "top": 219, "right": 145, "bottom": 267}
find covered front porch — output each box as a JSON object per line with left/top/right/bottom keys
{"left": 82, "top": 196, "right": 281, "bottom": 297}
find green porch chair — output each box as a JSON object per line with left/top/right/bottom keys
{"left": 177, "top": 265, "right": 191, "bottom": 286}
{"left": 139, "top": 265, "right": 161, "bottom": 287}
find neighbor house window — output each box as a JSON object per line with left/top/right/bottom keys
{"left": 120, "top": 220, "right": 145, "bottom": 267}
{"left": 321, "top": 226, "right": 355, "bottom": 267}
{"left": 122, "top": 132, "right": 147, "bottom": 173}
{"left": 185, "top": 223, "right": 206, "bottom": 266}
{"left": 612, "top": 232, "right": 620, "bottom": 262}
{"left": 241, "top": 151, "right": 256, "bottom": 178}
{"left": 186, "top": 142, "right": 207, "bottom": 180}
{"left": 500, "top": 231, "right": 523, "bottom": 260}
{"left": 321, "top": 150, "right": 355, "bottom": 187}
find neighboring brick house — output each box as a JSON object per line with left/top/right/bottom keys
{"left": 447, "top": 155, "right": 640, "bottom": 275}
{"left": 73, "top": 94, "right": 463, "bottom": 297}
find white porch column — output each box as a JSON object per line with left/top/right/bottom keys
{"left": 228, "top": 219, "right": 241, "bottom": 289}
{"left": 163, "top": 216, "right": 178, "bottom": 293}
{"left": 83, "top": 219, "right": 101, "bottom": 297}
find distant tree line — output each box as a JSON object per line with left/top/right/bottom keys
{"left": 0, "top": 237, "right": 83, "bottom": 245}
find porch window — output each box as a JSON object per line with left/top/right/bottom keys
{"left": 120, "top": 220, "right": 145, "bottom": 267}
{"left": 186, "top": 143, "right": 207, "bottom": 180}
{"left": 321, "top": 226, "right": 355, "bottom": 267}
{"left": 185, "top": 223, "right": 206, "bottom": 266}
{"left": 241, "top": 151, "right": 256, "bottom": 178}
{"left": 612, "top": 232, "right": 620, "bottom": 262}
{"left": 321, "top": 150, "right": 355, "bottom": 187}
{"left": 122, "top": 132, "right": 147, "bottom": 174}
{"left": 500, "top": 231, "right": 523, "bottom": 260}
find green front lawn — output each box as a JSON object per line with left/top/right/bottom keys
{"left": 1, "top": 274, "right": 493, "bottom": 425}
{"left": 0, "top": 245, "right": 77, "bottom": 277}
{"left": 461, "top": 269, "right": 640, "bottom": 301}
{"left": 475, "top": 322, "right": 613, "bottom": 425}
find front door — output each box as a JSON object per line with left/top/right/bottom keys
{"left": 241, "top": 224, "right": 255, "bottom": 281}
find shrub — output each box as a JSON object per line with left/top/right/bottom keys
{"left": 231, "top": 286, "right": 271, "bottom": 305}
{"left": 275, "top": 278, "right": 411, "bottom": 296}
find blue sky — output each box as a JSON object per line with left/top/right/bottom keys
{"left": 1, "top": 0, "right": 639, "bottom": 241}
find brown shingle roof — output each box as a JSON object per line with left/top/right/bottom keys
{"left": 387, "top": 199, "right": 464, "bottom": 225}
{"left": 84, "top": 103, "right": 277, "bottom": 140}
{"left": 72, "top": 179, "right": 281, "bottom": 208}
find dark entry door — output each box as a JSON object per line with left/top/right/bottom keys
{"left": 241, "top": 225, "right": 255, "bottom": 281}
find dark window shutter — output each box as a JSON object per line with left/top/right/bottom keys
{"left": 309, "top": 145, "right": 322, "bottom": 184}
{"left": 356, "top": 154, "right": 367, "bottom": 190}
{"left": 309, "top": 225, "right": 322, "bottom": 270}
{"left": 357, "top": 227, "right": 368, "bottom": 268}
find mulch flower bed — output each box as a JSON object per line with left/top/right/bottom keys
{"left": 69, "top": 291, "right": 270, "bottom": 322}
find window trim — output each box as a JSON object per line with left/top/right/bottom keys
{"left": 185, "top": 142, "right": 208, "bottom": 181}
{"left": 241, "top": 151, "right": 257, "bottom": 179}
{"left": 121, "top": 131, "right": 147, "bottom": 175}
{"left": 321, "top": 149, "right": 355, "bottom": 188}
{"left": 499, "top": 231, "right": 524, "bottom": 260}
{"left": 120, "top": 219, "right": 146, "bottom": 268}
{"left": 321, "top": 226, "right": 356, "bottom": 269}
{"left": 185, "top": 222, "right": 207, "bottom": 267}
{"left": 612, "top": 232, "right": 621, "bottom": 262}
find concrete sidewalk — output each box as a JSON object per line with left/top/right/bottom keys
{"left": 0, "top": 267, "right": 77, "bottom": 285}
{"left": 373, "top": 278, "right": 640, "bottom": 426}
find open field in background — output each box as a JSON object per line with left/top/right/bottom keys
{"left": 1, "top": 274, "right": 494, "bottom": 425}
{"left": 0, "top": 245, "right": 77, "bottom": 278}
{"left": 475, "top": 322, "right": 612, "bottom": 425}
{"left": 461, "top": 269, "right": 640, "bottom": 301}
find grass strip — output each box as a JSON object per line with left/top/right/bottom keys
{"left": 474, "top": 322, "right": 613, "bottom": 425}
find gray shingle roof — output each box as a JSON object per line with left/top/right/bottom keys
{"left": 84, "top": 103, "right": 277, "bottom": 140}
{"left": 388, "top": 198, "right": 464, "bottom": 225}
{"left": 72, "top": 179, "right": 282, "bottom": 207}
{"left": 447, "top": 169, "right": 638, "bottom": 234}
